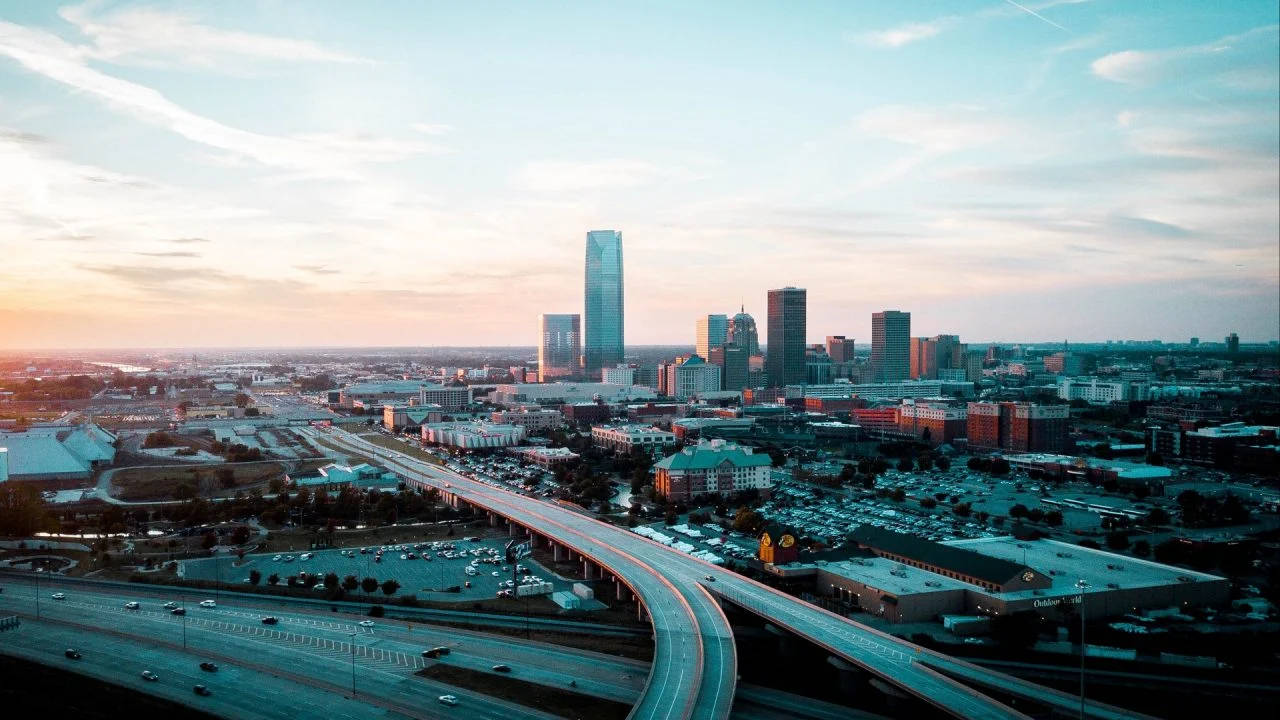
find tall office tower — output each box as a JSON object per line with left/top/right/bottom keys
{"left": 909, "top": 334, "right": 960, "bottom": 379}
{"left": 584, "top": 230, "right": 624, "bottom": 379}
{"left": 709, "top": 344, "right": 749, "bottom": 391}
{"left": 1225, "top": 332, "right": 1239, "bottom": 354}
{"left": 538, "top": 314, "right": 581, "bottom": 382}
{"left": 696, "top": 314, "right": 729, "bottom": 360}
{"left": 870, "top": 310, "right": 911, "bottom": 382}
{"left": 825, "top": 335, "right": 855, "bottom": 364}
{"left": 766, "top": 287, "right": 807, "bottom": 387}
{"left": 727, "top": 305, "right": 760, "bottom": 356}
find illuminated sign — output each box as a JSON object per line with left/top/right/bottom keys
{"left": 1033, "top": 595, "right": 1083, "bottom": 608}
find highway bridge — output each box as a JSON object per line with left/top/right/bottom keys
{"left": 307, "top": 426, "right": 1156, "bottom": 720}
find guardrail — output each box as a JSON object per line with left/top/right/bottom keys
{"left": 0, "top": 615, "right": 18, "bottom": 631}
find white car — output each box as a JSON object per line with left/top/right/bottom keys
{"left": 141, "top": 670, "right": 159, "bottom": 681}
{"left": 272, "top": 555, "right": 282, "bottom": 561}
{"left": 199, "top": 600, "right": 216, "bottom": 608}
{"left": 124, "top": 601, "right": 140, "bottom": 610}
{"left": 51, "top": 593, "right": 66, "bottom": 600}
{"left": 438, "top": 694, "right": 458, "bottom": 706}
{"left": 359, "top": 620, "right": 375, "bottom": 628}
{"left": 163, "top": 601, "right": 179, "bottom": 610}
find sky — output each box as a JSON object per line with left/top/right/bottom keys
{"left": 0, "top": 0, "right": 1277, "bottom": 349}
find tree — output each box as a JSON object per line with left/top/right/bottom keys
{"left": 989, "top": 458, "right": 1011, "bottom": 475}
{"left": 896, "top": 456, "right": 914, "bottom": 472}
{"left": 230, "top": 524, "right": 251, "bottom": 545}
{"left": 1043, "top": 510, "right": 1064, "bottom": 527}
{"left": 917, "top": 454, "right": 934, "bottom": 472}
{"left": 248, "top": 569, "right": 262, "bottom": 585}
{"left": 217, "top": 468, "right": 236, "bottom": 489}
{"left": 234, "top": 392, "right": 251, "bottom": 408}
{"left": 267, "top": 573, "right": 280, "bottom": 586}
{"left": 732, "top": 507, "right": 766, "bottom": 534}
{"left": 324, "top": 572, "right": 340, "bottom": 589}
{"left": 919, "top": 497, "right": 937, "bottom": 509}
{"left": 1105, "top": 531, "right": 1131, "bottom": 551}
{"left": 890, "top": 488, "right": 906, "bottom": 503}
{"left": 381, "top": 579, "right": 401, "bottom": 596}
{"left": 1145, "top": 507, "right": 1171, "bottom": 526}
{"left": 1008, "top": 504, "right": 1029, "bottom": 519}
{"left": 1131, "top": 540, "right": 1151, "bottom": 557}
{"left": 1145, "top": 452, "right": 1164, "bottom": 466}
{"left": 935, "top": 456, "right": 951, "bottom": 472}
{"left": 342, "top": 575, "right": 359, "bottom": 592}
{"left": 952, "top": 502, "right": 972, "bottom": 518}
{"left": 361, "top": 577, "right": 379, "bottom": 593}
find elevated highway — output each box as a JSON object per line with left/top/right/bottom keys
{"left": 308, "top": 427, "right": 1154, "bottom": 720}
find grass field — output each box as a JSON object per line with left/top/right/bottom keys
{"left": 357, "top": 432, "right": 446, "bottom": 465}
{"left": 110, "top": 462, "right": 285, "bottom": 501}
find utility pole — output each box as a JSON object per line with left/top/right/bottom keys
{"left": 1076, "top": 579, "right": 1089, "bottom": 720}
{"left": 349, "top": 631, "right": 357, "bottom": 697}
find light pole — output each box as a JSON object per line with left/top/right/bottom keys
{"left": 349, "top": 631, "right": 357, "bottom": 697}
{"left": 181, "top": 588, "right": 188, "bottom": 650}
{"left": 34, "top": 569, "right": 40, "bottom": 620}
{"left": 1075, "top": 578, "right": 1089, "bottom": 720}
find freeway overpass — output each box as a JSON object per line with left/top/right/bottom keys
{"left": 309, "top": 427, "right": 1156, "bottom": 720}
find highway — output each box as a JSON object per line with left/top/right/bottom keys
{"left": 310, "top": 426, "right": 1156, "bottom": 720}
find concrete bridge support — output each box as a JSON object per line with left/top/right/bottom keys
{"left": 763, "top": 622, "right": 802, "bottom": 663}
{"left": 553, "top": 543, "right": 567, "bottom": 562}
{"left": 488, "top": 512, "right": 499, "bottom": 527}
{"left": 827, "top": 656, "right": 868, "bottom": 698}
{"left": 582, "top": 559, "right": 598, "bottom": 580}
{"left": 508, "top": 521, "right": 520, "bottom": 537}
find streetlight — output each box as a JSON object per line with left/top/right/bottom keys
{"left": 1075, "top": 578, "right": 1089, "bottom": 720}
{"left": 34, "top": 568, "right": 40, "bottom": 620}
{"left": 348, "top": 631, "right": 357, "bottom": 697}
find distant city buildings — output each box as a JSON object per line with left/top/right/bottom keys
{"left": 1225, "top": 332, "right": 1240, "bottom": 354}
{"left": 695, "top": 314, "right": 728, "bottom": 360}
{"left": 661, "top": 355, "right": 722, "bottom": 400}
{"left": 727, "top": 305, "right": 760, "bottom": 356}
{"left": 538, "top": 313, "right": 581, "bottom": 381}
{"left": 583, "top": 230, "right": 624, "bottom": 379}
{"left": 766, "top": 287, "right": 806, "bottom": 387}
{"left": 487, "top": 382, "right": 655, "bottom": 408}
{"left": 709, "top": 344, "right": 749, "bottom": 391}
{"left": 601, "top": 364, "right": 636, "bottom": 386}
{"left": 590, "top": 424, "right": 677, "bottom": 455}
{"left": 908, "top": 334, "right": 963, "bottom": 380}
{"left": 825, "top": 335, "right": 854, "bottom": 364}
{"left": 896, "top": 401, "right": 968, "bottom": 446}
{"left": 489, "top": 407, "right": 564, "bottom": 434}
{"left": 653, "top": 439, "right": 773, "bottom": 502}
{"left": 870, "top": 310, "right": 911, "bottom": 382}
{"left": 967, "top": 401, "right": 1069, "bottom": 453}
{"left": 1057, "top": 377, "right": 1150, "bottom": 405}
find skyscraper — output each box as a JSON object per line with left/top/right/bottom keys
{"left": 825, "top": 335, "right": 855, "bottom": 363}
{"left": 709, "top": 344, "right": 749, "bottom": 391}
{"left": 766, "top": 287, "right": 806, "bottom": 387}
{"left": 909, "top": 334, "right": 960, "bottom": 379}
{"left": 870, "top": 310, "right": 911, "bottom": 382}
{"left": 695, "top": 314, "right": 729, "bottom": 360}
{"left": 538, "top": 314, "right": 580, "bottom": 382}
{"left": 583, "top": 230, "right": 624, "bottom": 379}
{"left": 727, "top": 305, "right": 759, "bottom": 356}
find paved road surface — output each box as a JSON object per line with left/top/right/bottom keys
{"left": 313, "top": 426, "right": 1155, "bottom": 720}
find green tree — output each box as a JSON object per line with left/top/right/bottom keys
{"left": 342, "top": 575, "right": 359, "bottom": 591}
{"left": 361, "top": 577, "right": 379, "bottom": 593}
{"left": 267, "top": 573, "right": 280, "bottom": 585}
{"left": 381, "top": 579, "right": 401, "bottom": 596}
{"left": 324, "top": 572, "right": 340, "bottom": 589}
{"left": 248, "top": 569, "right": 262, "bottom": 585}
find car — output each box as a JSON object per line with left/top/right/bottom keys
{"left": 199, "top": 662, "right": 218, "bottom": 672}
{"left": 124, "top": 601, "right": 140, "bottom": 609}
{"left": 400, "top": 554, "right": 407, "bottom": 560}
{"left": 437, "top": 695, "right": 458, "bottom": 706}
{"left": 51, "top": 593, "right": 66, "bottom": 600}
{"left": 64, "top": 649, "right": 81, "bottom": 659}
{"left": 171, "top": 607, "right": 186, "bottom": 616}
{"left": 703, "top": 575, "right": 715, "bottom": 582}
{"left": 199, "top": 600, "right": 216, "bottom": 608}
{"left": 261, "top": 616, "right": 278, "bottom": 625}
{"left": 491, "top": 664, "right": 511, "bottom": 673}
{"left": 422, "top": 646, "right": 451, "bottom": 658}
{"left": 141, "top": 670, "right": 159, "bottom": 681}
{"left": 163, "top": 601, "right": 179, "bottom": 610}
{"left": 193, "top": 684, "right": 211, "bottom": 696}
{"left": 491, "top": 571, "right": 499, "bottom": 577}
{"left": 359, "top": 620, "right": 375, "bottom": 628}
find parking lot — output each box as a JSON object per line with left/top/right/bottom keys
{"left": 181, "top": 538, "right": 575, "bottom": 603}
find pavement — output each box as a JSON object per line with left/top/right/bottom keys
{"left": 310, "top": 426, "right": 1158, "bottom": 720}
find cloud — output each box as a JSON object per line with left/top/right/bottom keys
{"left": 854, "top": 19, "right": 951, "bottom": 48}
{"left": 512, "top": 159, "right": 698, "bottom": 193}
{"left": 134, "top": 250, "right": 202, "bottom": 258}
{"left": 57, "top": 2, "right": 372, "bottom": 68}
{"left": 1091, "top": 25, "right": 1279, "bottom": 86}
{"left": 168, "top": 237, "right": 210, "bottom": 244}
{"left": 411, "top": 123, "right": 453, "bottom": 136}
{"left": 0, "top": 21, "right": 441, "bottom": 177}
{"left": 294, "top": 264, "right": 339, "bottom": 275}
{"left": 855, "top": 105, "right": 1013, "bottom": 153}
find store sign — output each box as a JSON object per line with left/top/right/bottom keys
{"left": 1033, "top": 595, "right": 1083, "bottom": 608}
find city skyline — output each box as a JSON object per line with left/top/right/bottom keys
{"left": 1, "top": 1, "right": 1277, "bottom": 349}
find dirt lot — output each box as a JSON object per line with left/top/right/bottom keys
{"left": 110, "top": 462, "right": 285, "bottom": 501}
{"left": 417, "top": 663, "right": 630, "bottom": 719}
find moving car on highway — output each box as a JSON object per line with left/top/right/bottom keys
{"left": 437, "top": 695, "right": 457, "bottom": 706}
{"left": 491, "top": 664, "right": 511, "bottom": 673}
{"left": 64, "top": 649, "right": 81, "bottom": 659}
{"left": 141, "top": 670, "right": 158, "bottom": 681}
{"left": 163, "top": 601, "right": 179, "bottom": 610}
{"left": 171, "top": 607, "right": 186, "bottom": 616}
{"left": 124, "top": 601, "right": 139, "bottom": 609}
{"left": 359, "top": 620, "right": 375, "bottom": 628}
{"left": 199, "top": 600, "right": 216, "bottom": 608}
{"left": 51, "top": 593, "right": 66, "bottom": 600}
{"left": 261, "top": 616, "right": 278, "bottom": 625}
{"left": 422, "top": 647, "right": 450, "bottom": 658}
{"left": 194, "top": 684, "right": 211, "bottom": 696}
{"left": 199, "top": 662, "right": 218, "bottom": 672}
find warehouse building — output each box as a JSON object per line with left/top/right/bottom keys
{"left": 0, "top": 423, "right": 117, "bottom": 482}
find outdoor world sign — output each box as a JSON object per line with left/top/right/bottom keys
{"left": 1033, "top": 594, "right": 1084, "bottom": 608}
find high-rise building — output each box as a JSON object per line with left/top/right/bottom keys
{"left": 871, "top": 311, "right": 911, "bottom": 382}
{"left": 1225, "top": 332, "right": 1239, "bottom": 354}
{"left": 538, "top": 314, "right": 580, "bottom": 382}
{"left": 709, "top": 344, "right": 749, "bottom": 391}
{"left": 662, "top": 355, "right": 722, "bottom": 400}
{"left": 826, "top": 335, "right": 855, "bottom": 364}
{"left": 766, "top": 287, "right": 806, "bottom": 387}
{"left": 696, "top": 314, "right": 729, "bottom": 360}
{"left": 909, "top": 334, "right": 961, "bottom": 380}
{"left": 967, "top": 402, "right": 1069, "bottom": 453}
{"left": 584, "top": 230, "right": 624, "bottom": 379}
{"left": 727, "top": 305, "right": 760, "bottom": 356}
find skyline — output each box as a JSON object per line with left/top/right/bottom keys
{"left": 2, "top": 1, "right": 1278, "bottom": 349}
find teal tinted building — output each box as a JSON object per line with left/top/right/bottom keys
{"left": 584, "top": 230, "right": 624, "bottom": 378}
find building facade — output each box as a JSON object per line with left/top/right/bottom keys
{"left": 1058, "top": 377, "right": 1150, "bottom": 405}
{"left": 584, "top": 230, "right": 624, "bottom": 379}
{"left": 825, "top": 335, "right": 855, "bottom": 364}
{"left": 870, "top": 310, "right": 911, "bottom": 382}
{"left": 695, "top": 314, "right": 729, "bottom": 360}
{"left": 896, "top": 401, "right": 968, "bottom": 446}
{"left": 653, "top": 439, "right": 773, "bottom": 502}
{"left": 727, "top": 306, "right": 760, "bottom": 356}
{"left": 966, "top": 402, "right": 1069, "bottom": 453}
{"left": 421, "top": 422, "right": 526, "bottom": 449}
{"left": 590, "top": 424, "right": 677, "bottom": 455}
{"left": 709, "top": 344, "right": 749, "bottom": 391}
{"left": 538, "top": 313, "right": 581, "bottom": 382}
{"left": 663, "top": 355, "right": 722, "bottom": 400}
{"left": 766, "top": 287, "right": 807, "bottom": 387}
{"left": 489, "top": 408, "right": 564, "bottom": 433}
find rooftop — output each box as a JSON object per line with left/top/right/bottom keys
{"left": 655, "top": 439, "right": 772, "bottom": 471}
{"left": 849, "top": 524, "right": 1032, "bottom": 585}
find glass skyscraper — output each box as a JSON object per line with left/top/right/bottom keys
{"left": 584, "top": 230, "right": 624, "bottom": 379}
{"left": 766, "top": 287, "right": 806, "bottom": 387}
{"left": 871, "top": 310, "right": 911, "bottom": 382}
{"left": 538, "top": 313, "right": 581, "bottom": 382}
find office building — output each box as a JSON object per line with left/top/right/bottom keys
{"left": 709, "top": 344, "right": 749, "bottom": 391}
{"left": 1225, "top": 332, "right": 1240, "bottom": 353}
{"left": 727, "top": 305, "right": 760, "bottom": 356}
{"left": 601, "top": 364, "right": 636, "bottom": 386}
{"left": 591, "top": 424, "right": 677, "bottom": 455}
{"left": 871, "top": 311, "right": 911, "bottom": 382}
{"left": 538, "top": 313, "right": 581, "bottom": 382}
{"left": 663, "top": 355, "right": 722, "bottom": 400}
{"left": 1057, "top": 377, "right": 1150, "bottom": 405}
{"left": 487, "top": 382, "right": 655, "bottom": 408}
{"left": 897, "top": 401, "right": 967, "bottom": 446}
{"left": 826, "top": 335, "right": 855, "bottom": 364}
{"left": 766, "top": 287, "right": 807, "bottom": 387}
{"left": 382, "top": 404, "right": 445, "bottom": 432}
{"left": 489, "top": 408, "right": 564, "bottom": 434}
{"left": 653, "top": 439, "right": 773, "bottom": 502}
{"left": 422, "top": 422, "right": 526, "bottom": 449}
{"left": 417, "top": 384, "right": 471, "bottom": 411}
{"left": 584, "top": 230, "right": 624, "bottom": 378}
{"left": 696, "top": 314, "right": 729, "bottom": 360}
{"left": 909, "top": 334, "right": 960, "bottom": 380}
{"left": 805, "top": 345, "right": 834, "bottom": 384}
